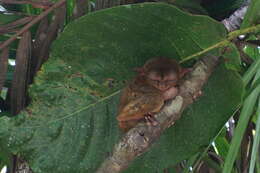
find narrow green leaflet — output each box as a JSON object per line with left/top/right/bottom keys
{"left": 241, "top": 0, "right": 260, "bottom": 29}
{"left": 242, "top": 55, "right": 260, "bottom": 85}
{"left": 249, "top": 97, "right": 260, "bottom": 173}
{"left": 223, "top": 85, "right": 260, "bottom": 173}
{"left": 0, "top": 3, "right": 244, "bottom": 173}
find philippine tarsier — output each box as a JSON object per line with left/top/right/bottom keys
{"left": 117, "top": 57, "right": 189, "bottom": 132}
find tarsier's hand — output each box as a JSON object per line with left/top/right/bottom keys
{"left": 163, "top": 87, "right": 179, "bottom": 100}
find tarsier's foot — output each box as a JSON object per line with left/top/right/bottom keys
{"left": 144, "top": 113, "right": 158, "bottom": 126}
{"left": 193, "top": 90, "right": 202, "bottom": 100}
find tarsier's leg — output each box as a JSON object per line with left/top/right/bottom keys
{"left": 117, "top": 93, "right": 164, "bottom": 122}
{"left": 117, "top": 93, "right": 164, "bottom": 131}
{"left": 119, "top": 113, "right": 159, "bottom": 132}
{"left": 119, "top": 120, "right": 139, "bottom": 132}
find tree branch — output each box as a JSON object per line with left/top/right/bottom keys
{"left": 97, "top": 54, "right": 219, "bottom": 173}
{"left": 221, "top": 6, "right": 248, "bottom": 32}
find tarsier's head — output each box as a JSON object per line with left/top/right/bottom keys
{"left": 141, "top": 57, "right": 181, "bottom": 91}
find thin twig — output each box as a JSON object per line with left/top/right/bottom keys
{"left": 0, "top": 16, "right": 34, "bottom": 34}
{"left": 222, "top": 6, "right": 248, "bottom": 32}
{"left": 1, "top": 0, "right": 53, "bottom": 8}
{"left": 0, "top": 0, "right": 66, "bottom": 50}
{"left": 179, "top": 24, "right": 260, "bottom": 63}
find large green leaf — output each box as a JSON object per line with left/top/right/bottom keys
{"left": 0, "top": 3, "right": 244, "bottom": 173}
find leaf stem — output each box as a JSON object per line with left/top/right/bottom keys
{"left": 180, "top": 24, "right": 260, "bottom": 63}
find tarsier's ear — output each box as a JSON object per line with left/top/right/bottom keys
{"left": 179, "top": 68, "right": 192, "bottom": 78}
{"left": 134, "top": 67, "right": 145, "bottom": 75}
